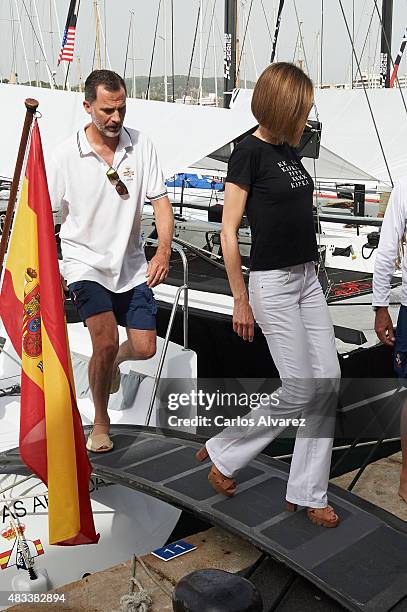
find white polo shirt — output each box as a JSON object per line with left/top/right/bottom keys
{"left": 373, "top": 176, "right": 407, "bottom": 307}
{"left": 47, "top": 126, "right": 167, "bottom": 292}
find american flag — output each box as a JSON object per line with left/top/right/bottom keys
{"left": 57, "top": 0, "right": 78, "bottom": 66}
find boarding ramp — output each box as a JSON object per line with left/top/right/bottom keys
{"left": 1, "top": 425, "right": 407, "bottom": 611}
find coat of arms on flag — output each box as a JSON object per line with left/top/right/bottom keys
{"left": 0, "top": 525, "right": 44, "bottom": 571}
{"left": 0, "top": 117, "right": 98, "bottom": 547}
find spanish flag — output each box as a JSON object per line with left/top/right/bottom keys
{"left": 0, "top": 120, "right": 99, "bottom": 546}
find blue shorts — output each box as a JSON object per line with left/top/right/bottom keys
{"left": 68, "top": 280, "right": 157, "bottom": 330}
{"left": 394, "top": 305, "right": 407, "bottom": 377}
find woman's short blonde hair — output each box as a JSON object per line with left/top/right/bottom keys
{"left": 251, "top": 62, "right": 314, "bottom": 146}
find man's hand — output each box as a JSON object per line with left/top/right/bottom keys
{"left": 374, "top": 307, "right": 395, "bottom": 346}
{"left": 233, "top": 297, "right": 254, "bottom": 342}
{"left": 146, "top": 249, "right": 170, "bottom": 287}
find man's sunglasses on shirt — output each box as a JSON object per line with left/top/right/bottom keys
{"left": 106, "top": 167, "right": 129, "bottom": 196}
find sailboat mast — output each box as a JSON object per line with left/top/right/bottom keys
{"left": 94, "top": 0, "right": 101, "bottom": 70}
{"left": 223, "top": 0, "right": 237, "bottom": 108}
{"left": 380, "top": 0, "right": 393, "bottom": 88}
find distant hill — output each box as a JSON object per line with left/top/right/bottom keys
{"left": 124, "top": 75, "right": 256, "bottom": 102}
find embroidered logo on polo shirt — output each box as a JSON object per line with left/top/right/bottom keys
{"left": 122, "top": 166, "right": 135, "bottom": 180}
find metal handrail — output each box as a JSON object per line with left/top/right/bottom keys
{"left": 144, "top": 239, "right": 189, "bottom": 426}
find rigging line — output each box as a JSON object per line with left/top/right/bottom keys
{"left": 49, "top": 0, "right": 55, "bottom": 63}
{"left": 183, "top": 2, "right": 201, "bottom": 104}
{"left": 372, "top": 0, "right": 407, "bottom": 116}
{"left": 20, "top": 0, "right": 56, "bottom": 87}
{"left": 214, "top": 9, "right": 225, "bottom": 49}
{"left": 293, "top": 0, "right": 320, "bottom": 121}
{"left": 292, "top": 0, "right": 310, "bottom": 75}
{"left": 123, "top": 10, "right": 133, "bottom": 78}
{"left": 344, "top": 0, "right": 368, "bottom": 85}
{"left": 291, "top": 30, "right": 300, "bottom": 64}
{"left": 171, "top": 0, "right": 175, "bottom": 102}
{"left": 320, "top": 0, "right": 323, "bottom": 85}
{"left": 198, "top": 0, "right": 211, "bottom": 95}
{"left": 92, "top": 32, "right": 96, "bottom": 71}
{"left": 236, "top": 0, "right": 254, "bottom": 78}
{"left": 355, "top": 5, "right": 376, "bottom": 78}
{"left": 338, "top": 0, "right": 394, "bottom": 187}
{"left": 351, "top": 0, "right": 354, "bottom": 85}
{"left": 260, "top": 0, "right": 273, "bottom": 46}
{"left": 9, "top": 0, "right": 17, "bottom": 75}
{"left": 372, "top": 11, "right": 381, "bottom": 79}
{"left": 104, "top": 0, "right": 106, "bottom": 69}
{"left": 146, "top": 0, "right": 162, "bottom": 100}
{"left": 202, "top": 0, "right": 216, "bottom": 80}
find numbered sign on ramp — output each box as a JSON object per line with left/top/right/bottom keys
{"left": 151, "top": 540, "right": 196, "bottom": 562}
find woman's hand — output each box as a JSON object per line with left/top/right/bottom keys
{"left": 233, "top": 297, "right": 254, "bottom": 342}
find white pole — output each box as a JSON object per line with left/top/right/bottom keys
{"left": 131, "top": 11, "right": 136, "bottom": 98}
{"left": 163, "top": 0, "right": 168, "bottom": 102}
{"left": 212, "top": 1, "right": 217, "bottom": 106}
{"left": 14, "top": 0, "right": 32, "bottom": 84}
{"left": 199, "top": 0, "right": 203, "bottom": 104}
{"left": 52, "top": 0, "right": 70, "bottom": 90}
{"left": 96, "top": 3, "right": 112, "bottom": 69}
{"left": 32, "top": 0, "right": 55, "bottom": 89}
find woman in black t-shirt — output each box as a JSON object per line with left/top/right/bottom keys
{"left": 196, "top": 63, "right": 341, "bottom": 528}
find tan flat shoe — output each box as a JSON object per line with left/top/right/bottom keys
{"left": 195, "top": 446, "right": 209, "bottom": 462}
{"left": 307, "top": 505, "right": 339, "bottom": 528}
{"left": 207, "top": 465, "right": 236, "bottom": 497}
{"left": 86, "top": 424, "right": 113, "bottom": 453}
{"left": 110, "top": 367, "right": 121, "bottom": 394}
{"left": 286, "top": 501, "right": 339, "bottom": 528}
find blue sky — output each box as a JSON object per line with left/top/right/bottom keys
{"left": 1, "top": 1, "right": 407, "bottom": 88}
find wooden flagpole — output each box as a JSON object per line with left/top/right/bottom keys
{"left": 0, "top": 98, "right": 39, "bottom": 278}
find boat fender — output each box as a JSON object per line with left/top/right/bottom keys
{"left": 172, "top": 568, "right": 263, "bottom": 611}
{"left": 11, "top": 567, "right": 50, "bottom": 593}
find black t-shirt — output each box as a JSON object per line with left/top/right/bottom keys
{"left": 225, "top": 135, "right": 318, "bottom": 270}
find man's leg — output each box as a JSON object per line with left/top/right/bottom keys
{"left": 111, "top": 282, "right": 157, "bottom": 378}
{"left": 113, "top": 329, "right": 156, "bottom": 369}
{"left": 86, "top": 311, "right": 119, "bottom": 436}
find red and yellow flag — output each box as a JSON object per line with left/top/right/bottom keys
{"left": 0, "top": 120, "right": 99, "bottom": 546}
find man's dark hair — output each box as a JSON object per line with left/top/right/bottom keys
{"left": 84, "top": 69, "right": 127, "bottom": 103}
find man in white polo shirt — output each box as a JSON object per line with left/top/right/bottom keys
{"left": 373, "top": 178, "right": 407, "bottom": 501}
{"left": 48, "top": 69, "right": 174, "bottom": 453}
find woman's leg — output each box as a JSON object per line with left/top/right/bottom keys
{"left": 206, "top": 266, "right": 317, "bottom": 480}
{"left": 286, "top": 263, "right": 340, "bottom": 508}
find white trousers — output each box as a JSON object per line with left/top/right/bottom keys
{"left": 206, "top": 262, "right": 341, "bottom": 508}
